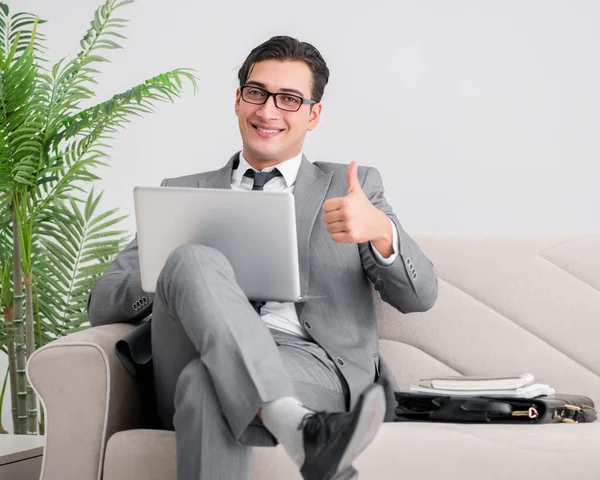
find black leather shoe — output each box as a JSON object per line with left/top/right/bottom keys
{"left": 299, "top": 384, "right": 386, "bottom": 480}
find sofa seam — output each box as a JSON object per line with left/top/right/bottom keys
{"left": 378, "top": 338, "right": 464, "bottom": 375}
{"left": 537, "top": 253, "right": 600, "bottom": 296}
{"left": 435, "top": 275, "right": 600, "bottom": 381}
{"left": 536, "top": 234, "right": 600, "bottom": 257}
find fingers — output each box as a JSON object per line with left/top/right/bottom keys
{"left": 325, "top": 220, "right": 346, "bottom": 234}
{"left": 322, "top": 197, "right": 346, "bottom": 213}
{"left": 322, "top": 210, "right": 345, "bottom": 224}
{"left": 330, "top": 232, "right": 352, "bottom": 243}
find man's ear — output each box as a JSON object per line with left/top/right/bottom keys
{"left": 234, "top": 88, "right": 241, "bottom": 116}
{"left": 307, "top": 102, "right": 322, "bottom": 131}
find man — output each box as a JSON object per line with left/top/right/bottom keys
{"left": 88, "top": 36, "right": 438, "bottom": 480}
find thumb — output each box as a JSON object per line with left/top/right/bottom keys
{"left": 346, "top": 161, "right": 360, "bottom": 194}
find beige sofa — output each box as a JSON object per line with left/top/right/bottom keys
{"left": 27, "top": 233, "right": 600, "bottom": 480}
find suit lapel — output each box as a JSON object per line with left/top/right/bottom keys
{"left": 294, "top": 156, "right": 333, "bottom": 297}
{"left": 197, "top": 153, "right": 238, "bottom": 189}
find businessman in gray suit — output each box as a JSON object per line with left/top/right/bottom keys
{"left": 88, "top": 36, "right": 438, "bottom": 480}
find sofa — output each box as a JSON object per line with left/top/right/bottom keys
{"left": 27, "top": 232, "right": 600, "bottom": 480}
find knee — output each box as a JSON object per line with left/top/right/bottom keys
{"left": 159, "top": 244, "right": 232, "bottom": 283}
{"left": 169, "top": 243, "right": 229, "bottom": 269}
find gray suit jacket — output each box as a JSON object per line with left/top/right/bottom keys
{"left": 87, "top": 153, "right": 438, "bottom": 419}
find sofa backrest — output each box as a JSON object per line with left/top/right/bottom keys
{"left": 375, "top": 232, "right": 600, "bottom": 404}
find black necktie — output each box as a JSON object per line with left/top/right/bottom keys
{"left": 243, "top": 168, "right": 282, "bottom": 191}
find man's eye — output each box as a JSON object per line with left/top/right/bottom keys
{"left": 282, "top": 96, "right": 300, "bottom": 104}
{"left": 247, "top": 89, "right": 265, "bottom": 97}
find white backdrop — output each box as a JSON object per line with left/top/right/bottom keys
{"left": 3, "top": 0, "right": 599, "bottom": 432}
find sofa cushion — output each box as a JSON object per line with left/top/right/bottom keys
{"left": 103, "top": 421, "right": 600, "bottom": 480}
{"left": 104, "top": 430, "right": 176, "bottom": 480}
{"left": 378, "top": 233, "right": 600, "bottom": 404}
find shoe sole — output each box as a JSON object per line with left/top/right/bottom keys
{"left": 334, "top": 384, "right": 385, "bottom": 477}
{"left": 333, "top": 466, "right": 358, "bottom": 480}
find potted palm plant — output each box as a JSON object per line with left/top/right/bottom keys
{"left": 0, "top": 0, "right": 198, "bottom": 435}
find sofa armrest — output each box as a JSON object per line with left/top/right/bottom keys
{"left": 27, "top": 323, "right": 142, "bottom": 480}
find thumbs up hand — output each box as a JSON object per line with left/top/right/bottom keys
{"left": 322, "top": 161, "right": 392, "bottom": 249}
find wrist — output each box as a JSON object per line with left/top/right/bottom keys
{"left": 373, "top": 211, "right": 392, "bottom": 243}
{"left": 371, "top": 212, "right": 393, "bottom": 256}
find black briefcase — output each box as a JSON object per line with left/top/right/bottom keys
{"left": 394, "top": 392, "right": 597, "bottom": 424}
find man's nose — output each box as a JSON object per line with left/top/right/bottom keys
{"left": 256, "top": 95, "right": 279, "bottom": 118}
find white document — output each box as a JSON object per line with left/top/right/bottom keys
{"left": 419, "top": 373, "right": 535, "bottom": 391}
{"left": 409, "top": 383, "right": 555, "bottom": 398}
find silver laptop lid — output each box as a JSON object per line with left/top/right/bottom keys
{"left": 133, "top": 186, "right": 301, "bottom": 302}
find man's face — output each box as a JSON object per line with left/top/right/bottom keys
{"left": 235, "top": 59, "right": 322, "bottom": 168}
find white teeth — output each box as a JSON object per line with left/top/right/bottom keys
{"left": 256, "top": 126, "right": 280, "bottom": 134}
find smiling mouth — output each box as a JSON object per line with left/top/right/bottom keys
{"left": 252, "top": 124, "right": 284, "bottom": 135}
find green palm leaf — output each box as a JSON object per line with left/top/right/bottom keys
{"left": 0, "top": 3, "right": 47, "bottom": 60}
{"left": 0, "top": 26, "right": 46, "bottom": 190}
{"left": 56, "top": 68, "right": 198, "bottom": 145}
{"left": 34, "top": 189, "right": 128, "bottom": 343}
{"left": 43, "top": 0, "right": 136, "bottom": 140}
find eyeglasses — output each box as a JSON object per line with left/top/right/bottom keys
{"left": 240, "top": 85, "right": 316, "bottom": 112}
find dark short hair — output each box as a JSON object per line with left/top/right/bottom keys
{"left": 238, "top": 36, "right": 330, "bottom": 103}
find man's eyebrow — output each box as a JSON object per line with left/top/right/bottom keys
{"left": 245, "top": 80, "right": 306, "bottom": 98}
{"left": 280, "top": 87, "right": 306, "bottom": 97}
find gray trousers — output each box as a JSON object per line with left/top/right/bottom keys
{"left": 151, "top": 244, "right": 348, "bottom": 480}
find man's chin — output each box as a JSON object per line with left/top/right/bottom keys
{"left": 246, "top": 146, "right": 283, "bottom": 163}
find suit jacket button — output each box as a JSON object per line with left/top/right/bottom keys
{"left": 304, "top": 321, "right": 312, "bottom": 330}
{"left": 336, "top": 358, "right": 345, "bottom": 367}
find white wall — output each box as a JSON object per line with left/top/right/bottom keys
{"left": 3, "top": 0, "right": 599, "bottom": 431}
{"left": 18, "top": 0, "right": 600, "bottom": 232}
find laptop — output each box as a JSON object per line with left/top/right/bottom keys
{"left": 133, "top": 186, "right": 302, "bottom": 302}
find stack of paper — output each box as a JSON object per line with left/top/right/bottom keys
{"left": 411, "top": 373, "right": 555, "bottom": 398}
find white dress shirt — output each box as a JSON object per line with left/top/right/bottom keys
{"left": 231, "top": 152, "right": 400, "bottom": 338}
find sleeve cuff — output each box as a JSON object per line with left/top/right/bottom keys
{"left": 370, "top": 218, "right": 399, "bottom": 266}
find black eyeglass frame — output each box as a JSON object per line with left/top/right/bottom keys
{"left": 240, "top": 85, "right": 316, "bottom": 112}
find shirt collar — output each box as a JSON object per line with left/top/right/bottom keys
{"left": 233, "top": 151, "right": 303, "bottom": 188}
